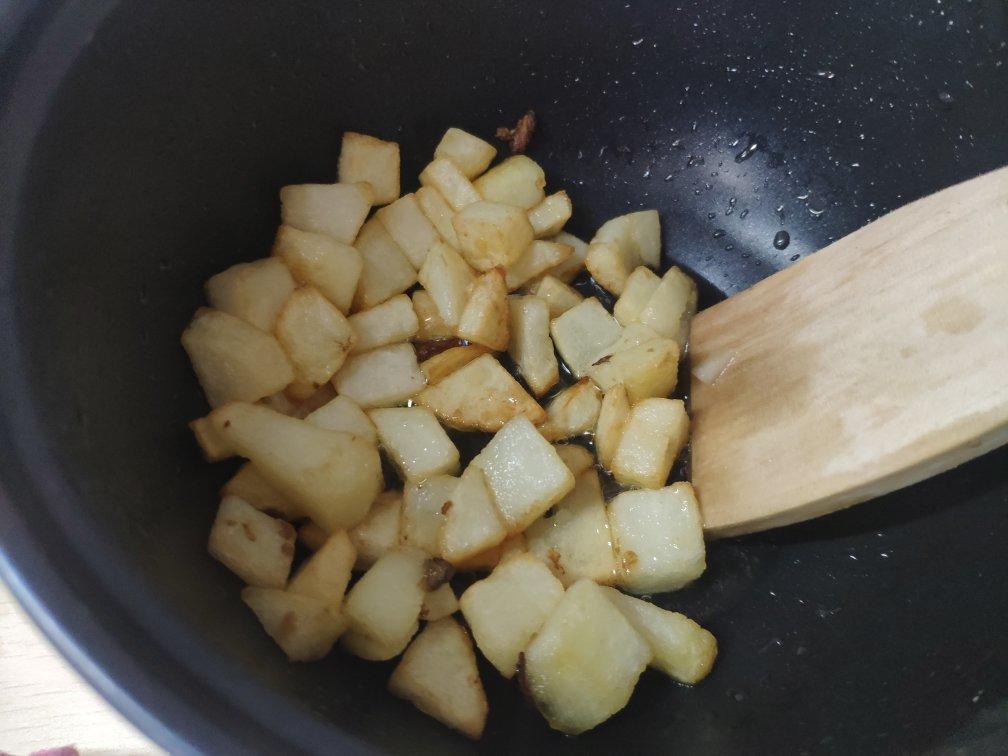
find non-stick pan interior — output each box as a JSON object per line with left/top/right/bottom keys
{"left": 1, "top": 1, "right": 1006, "bottom": 753}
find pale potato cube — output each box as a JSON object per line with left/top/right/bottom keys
{"left": 420, "top": 345, "right": 490, "bottom": 385}
{"left": 527, "top": 275, "right": 583, "bottom": 319}
{"left": 504, "top": 240, "right": 573, "bottom": 291}
{"left": 419, "top": 158, "right": 481, "bottom": 211}
{"left": 412, "top": 289, "right": 455, "bottom": 340}
{"left": 349, "top": 490, "right": 402, "bottom": 570}
{"left": 602, "top": 587, "right": 717, "bottom": 684}
{"left": 528, "top": 191, "right": 572, "bottom": 238}
{"left": 507, "top": 295, "right": 559, "bottom": 397}
{"left": 280, "top": 183, "right": 372, "bottom": 244}
{"left": 472, "top": 416, "right": 575, "bottom": 533}
{"left": 526, "top": 470, "right": 617, "bottom": 586}
{"left": 590, "top": 322, "right": 662, "bottom": 365}
{"left": 182, "top": 308, "right": 294, "bottom": 408}
{"left": 376, "top": 194, "right": 441, "bottom": 269}
{"left": 333, "top": 343, "right": 426, "bottom": 408}
{"left": 637, "top": 265, "right": 698, "bottom": 349}
{"left": 208, "top": 496, "right": 295, "bottom": 587}
{"left": 452, "top": 201, "right": 535, "bottom": 272}
{"left": 459, "top": 553, "right": 564, "bottom": 678}
{"left": 588, "top": 337, "right": 679, "bottom": 403}
{"left": 389, "top": 618, "right": 489, "bottom": 740}
{"left": 415, "top": 185, "right": 460, "bottom": 247}
{"left": 338, "top": 132, "right": 399, "bottom": 205}
{"left": 190, "top": 416, "right": 234, "bottom": 462}
{"left": 420, "top": 583, "right": 459, "bottom": 623}
{"left": 348, "top": 294, "right": 419, "bottom": 353}
{"left": 370, "top": 407, "right": 460, "bottom": 482}
{"left": 473, "top": 155, "right": 546, "bottom": 209}
{"left": 434, "top": 127, "right": 497, "bottom": 178}
{"left": 303, "top": 394, "right": 377, "bottom": 443}
{"left": 275, "top": 287, "right": 356, "bottom": 385}
{"left": 608, "top": 483, "right": 706, "bottom": 594}
{"left": 205, "top": 258, "right": 296, "bottom": 332}
{"left": 613, "top": 266, "right": 661, "bottom": 326}
{"left": 273, "top": 225, "right": 362, "bottom": 314}
{"left": 401, "top": 475, "right": 457, "bottom": 554}
{"left": 538, "top": 379, "right": 602, "bottom": 441}
{"left": 553, "top": 443, "right": 595, "bottom": 478}
{"left": 523, "top": 579, "right": 650, "bottom": 735}
{"left": 221, "top": 462, "right": 300, "bottom": 519}
{"left": 417, "top": 354, "right": 545, "bottom": 431}
{"left": 611, "top": 399, "right": 689, "bottom": 489}
{"left": 344, "top": 547, "right": 428, "bottom": 656}
{"left": 595, "top": 384, "right": 630, "bottom": 470}
{"left": 298, "top": 521, "right": 329, "bottom": 551}
{"left": 417, "top": 242, "right": 476, "bottom": 327}
{"left": 586, "top": 211, "right": 661, "bottom": 295}
{"left": 546, "top": 231, "right": 589, "bottom": 282}
{"left": 342, "top": 625, "right": 416, "bottom": 662}
{"left": 353, "top": 218, "right": 418, "bottom": 310}
{"left": 207, "top": 403, "right": 382, "bottom": 531}
{"left": 242, "top": 587, "right": 346, "bottom": 662}
{"left": 549, "top": 298, "right": 623, "bottom": 378}
{"left": 288, "top": 530, "right": 356, "bottom": 605}
{"left": 457, "top": 269, "right": 509, "bottom": 350}
{"left": 441, "top": 465, "right": 507, "bottom": 564}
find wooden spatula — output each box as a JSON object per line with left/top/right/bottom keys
{"left": 690, "top": 167, "right": 1008, "bottom": 537}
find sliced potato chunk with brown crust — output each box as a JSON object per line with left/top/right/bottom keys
{"left": 412, "top": 289, "right": 455, "bottom": 340}
{"left": 420, "top": 344, "right": 490, "bottom": 386}
{"left": 208, "top": 496, "right": 295, "bottom": 588}
{"left": 546, "top": 231, "right": 589, "bottom": 282}
{"left": 587, "top": 337, "right": 679, "bottom": 404}
{"left": 595, "top": 384, "right": 631, "bottom": 471}
{"left": 453, "top": 201, "right": 534, "bottom": 272}
{"left": 613, "top": 266, "right": 661, "bottom": 326}
{"left": 457, "top": 268, "right": 509, "bottom": 350}
{"left": 415, "top": 186, "right": 460, "bottom": 248}
{"left": 538, "top": 379, "right": 602, "bottom": 441}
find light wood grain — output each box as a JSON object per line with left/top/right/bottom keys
{"left": 0, "top": 583, "right": 161, "bottom": 755}
{"left": 691, "top": 167, "right": 1008, "bottom": 537}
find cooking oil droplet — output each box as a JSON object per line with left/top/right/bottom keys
{"left": 773, "top": 230, "right": 791, "bottom": 249}
{"left": 712, "top": 229, "right": 726, "bottom": 238}
{"left": 790, "top": 253, "right": 800, "bottom": 262}
{"left": 776, "top": 204, "right": 786, "bottom": 223}
{"left": 686, "top": 154, "right": 705, "bottom": 167}
{"left": 725, "top": 244, "right": 735, "bottom": 251}
{"left": 807, "top": 201, "right": 826, "bottom": 218}
{"left": 936, "top": 90, "right": 954, "bottom": 105}
{"left": 707, "top": 212, "right": 716, "bottom": 220}
{"left": 739, "top": 208, "right": 749, "bottom": 219}
{"left": 815, "top": 69, "right": 835, "bottom": 80}
{"left": 734, "top": 136, "right": 759, "bottom": 162}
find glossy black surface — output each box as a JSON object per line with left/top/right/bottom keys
{"left": 0, "top": 1, "right": 1006, "bottom": 753}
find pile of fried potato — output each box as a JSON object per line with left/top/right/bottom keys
{"left": 183, "top": 126, "right": 715, "bottom": 739}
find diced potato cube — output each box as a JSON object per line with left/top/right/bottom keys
{"left": 337, "top": 132, "right": 399, "bottom": 205}
{"left": 528, "top": 191, "right": 572, "bottom": 238}
{"left": 401, "top": 475, "right": 457, "bottom": 554}
{"left": 538, "top": 379, "right": 602, "bottom": 441}
{"left": 507, "top": 295, "right": 559, "bottom": 397}
{"left": 417, "top": 242, "right": 476, "bottom": 327}
{"left": 333, "top": 343, "right": 426, "bottom": 408}
{"left": 275, "top": 287, "right": 356, "bottom": 386}
{"left": 303, "top": 394, "right": 377, "bottom": 443}
{"left": 453, "top": 201, "right": 535, "bottom": 272}
{"left": 523, "top": 579, "right": 650, "bottom": 735}
{"left": 417, "top": 354, "right": 545, "bottom": 431}
{"left": 504, "top": 240, "right": 573, "bottom": 291}
{"left": 473, "top": 155, "right": 546, "bottom": 210}
{"left": 420, "top": 345, "right": 490, "bottom": 386}
{"left": 591, "top": 323, "right": 662, "bottom": 365}
{"left": 419, "top": 158, "right": 481, "bottom": 211}
{"left": 453, "top": 534, "right": 527, "bottom": 573}
{"left": 190, "top": 416, "right": 234, "bottom": 462}
{"left": 208, "top": 496, "right": 295, "bottom": 587}
{"left": 298, "top": 521, "right": 328, "bottom": 551}
{"left": 348, "top": 490, "right": 402, "bottom": 570}
{"left": 288, "top": 530, "right": 356, "bottom": 605}
{"left": 459, "top": 553, "right": 564, "bottom": 678}
{"left": 221, "top": 462, "right": 300, "bottom": 519}
{"left": 585, "top": 210, "right": 661, "bottom": 295}
{"left": 353, "top": 218, "right": 418, "bottom": 310}
{"left": 595, "top": 384, "right": 630, "bottom": 470}
{"left": 182, "top": 308, "right": 294, "bottom": 408}
{"left": 549, "top": 298, "right": 623, "bottom": 378}
{"left": 342, "top": 625, "right": 414, "bottom": 662}
{"left": 637, "top": 265, "right": 698, "bottom": 349}
{"left": 553, "top": 443, "right": 595, "bottom": 478}
{"left": 205, "top": 258, "right": 296, "bottom": 333}
{"left": 601, "top": 587, "right": 717, "bottom": 684}
{"left": 415, "top": 186, "right": 460, "bottom": 247}
{"left": 273, "top": 225, "right": 363, "bottom": 314}
{"left": 613, "top": 266, "right": 661, "bottom": 326}
{"left": 280, "top": 183, "right": 372, "bottom": 244}
{"left": 611, "top": 398, "right": 689, "bottom": 489}
{"left": 207, "top": 403, "right": 382, "bottom": 531}
{"left": 412, "top": 289, "right": 455, "bottom": 340}
{"left": 607, "top": 483, "right": 706, "bottom": 594}
{"left": 389, "top": 618, "right": 489, "bottom": 740}
{"left": 371, "top": 407, "right": 460, "bottom": 482}
{"left": 434, "top": 127, "right": 497, "bottom": 178}
{"left": 527, "top": 275, "right": 583, "bottom": 319}
{"left": 376, "top": 194, "right": 441, "bottom": 269}
{"left": 242, "top": 587, "right": 346, "bottom": 662}
{"left": 472, "top": 416, "right": 575, "bottom": 533}
{"left": 526, "top": 470, "right": 618, "bottom": 586}
{"left": 546, "top": 231, "right": 589, "bottom": 282}
{"left": 441, "top": 465, "right": 507, "bottom": 564}
{"left": 348, "top": 294, "right": 419, "bottom": 353}
{"left": 421, "top": 583, "right": 459, "bottom": 622}
{"left": 457, "top": 269, "right": 509, "bottom": 350}
{"left": 588, "top": 337, "right": 679, "bottom": 403}
{"left": 344, "top": 547, "right": 428, "bottom": 656}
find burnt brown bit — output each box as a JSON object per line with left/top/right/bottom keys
{"left": 546, "top": 547, "right": 565, "bottom": 575}
{"left": 421, "top": 558, "right": 456, "bottom": 590}
{"left": 419, "top": 604, "right": 430, "bottom": 621}
{"left": 622, "top": 550, "right": 639, "bottom": 570}
{"left": 414, "top": 338, "right": 465, "bottom": 361}
{"left": 441, "top": 500, "right": 454, "bottom": 515}
{"left": 277, "top": 520, "right": 296, "bottom": 539}
{"left": 591, "top": 353, "right": 613, "bottom": 367}
{"left": 515, "top": 652, "right": 533, "bottom": 701}
{"left": 280, "top": 542, "right": 295, "bottom": 557}
{"left": 242, "top": 523, "right": 257, "bottom": 541}
{"left": 223, "top": 420, "right": 231, "bottom": 428}
{"left": 496, "top": 110, "right": 537, "bottom": 154}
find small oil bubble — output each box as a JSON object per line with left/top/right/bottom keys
{"left": 707, "top": 212, "right": 716, "bottom": 220}
{"left": 773, "top": 230, "right": 791, "bottom": 249}
{"left": 936, "top": 90, "right": 954, "bottom": 105}
{"left": 712, "top": 229, "right": 726, "bottom": 238}
{"left": 814, "top": 69, "right": 835, "bottom": 80}
{"left": 739, "top": 208, "right": 749, "bottom": 219}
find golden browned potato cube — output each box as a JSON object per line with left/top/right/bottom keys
{"left": 376, "top": 193, "right": 441, "bottom": 269}
{"left": 613, "top": 266, "right": 661, "bottom": 326}
{"left": 280, "top": 183, "right": 373, "bottom": 244}
{"left": 348, "top": 294, "right": 419, "bottom": 353}
{"left": 419, "top": 158, "right": 481, "bottom": 211}
{"left": 587, "top": 337, "right": 679, "bottom": 404}
{"left": 434, "top": 127, "right": 497, "bottom": 178}
{"left": 528, "top": 191, "right": 572, "bottom": 238}
{"left": 457, "top": 268, "right": 509, "bottom": 350}
{"left": 452, "top": 201, "right": 535, "bottom": 272}
{"left": 527, "top": 275, "right": 584, "bottom": 319}
{"left": 353, "top": 218, "right": 418, "bottom": 311}
{"left": 546, "top": 231, "right": 589, "bottom": 282}
{"left": 333, "top": 343, "right": 426, "bottom": 408}
{"left": 538, "top": 379, "right": 602, "bottom": 441}
{"left": 273, "top": 225, "right": 363, "bottom": 314}
{"left": 610, "top": 398, "right": 689, "bottom": 489}
{"left": 370, "top": 407, "right": 460, "bottom": 482}
{"left": 205, "top": 258, "right": 296, "bottom": 333}
{"left": 473, "top": 155, "right": 546, "bottom": 210}
{"left": 507, "top": 295, "right": 559, "bottom": 397}
{"left": 549, "top": 298, "right": 623, "bottom": 378}
{"left": 637, "top": 265, "right": 698, "bottom": 350}
{"left": 412, "top": 289, "right": 456, "bottom": 340}
{"left": 275, "top": 287, "right": 356, "bottom": 386}
{"left": 417, "top": 241, "right": 476, "bottom": 327}
{"left": 595, "top": 384, "right": 631, "bottom": 470}
{"left": 419, "top": 344, "right": 491, "bottom": 386}
{"left": 440, "top": 465, "right": 507, "bottom": 565}
{"left": 415, "top": 185, "right": 460, "bottom": 248}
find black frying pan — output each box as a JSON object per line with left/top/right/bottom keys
{"left": 1, "top": 1, "right": 1006, "bottom": 753}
